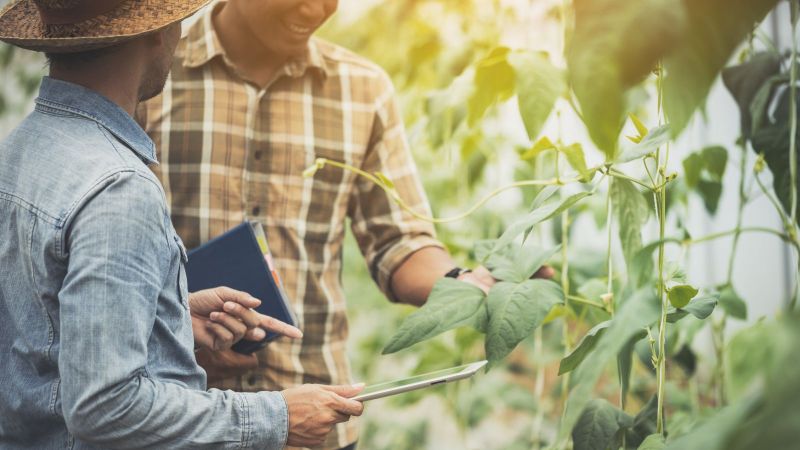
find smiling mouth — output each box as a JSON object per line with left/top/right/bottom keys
{"left": 284, "top": 21, "right": 315, "bottom": 36}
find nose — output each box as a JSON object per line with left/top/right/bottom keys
{"left": 297, "top": 1, "right": 337, "bottom": 23}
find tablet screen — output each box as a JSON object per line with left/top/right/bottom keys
{"left": 354, "top": 361, "right": 487, "bottom": 401}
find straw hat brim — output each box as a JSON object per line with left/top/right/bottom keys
{"left": 0, "top": 0, "right": 211, "bottom": 53}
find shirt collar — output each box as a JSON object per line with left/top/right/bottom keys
{"left": 34, "top": 77, "right": 157, "bottom": 165}
{"left": 183, "top": 0, "right": 328, "bottom": 80}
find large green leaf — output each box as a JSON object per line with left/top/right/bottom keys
{"left": 663, "top": 0, "right": 780, "bottom": 137}
{"left": 485, "top": 280, "right": 563, "bottom": 366}
{"left": 468, "top": 47, "right": 516, "bottom": 126}
{"left": 559, "top": 289, "right": 661, "bottom": 441}
{"left": 382, "top": 278, "right": 487, "bottom": 354}
{"left": 568, "top": 0, "right": 685, "bottom": 157}
{"left": 476, "top": 240, "right": 561, "bottom": 284}
{"left": 493, "top": 191, "right": 593, "bottom": 253}
{"left": 572, "top": 399, "right": 634, "bottom": 450}
{"left": 722, "top": 52, "right": 782, "bottom": 138}
{"left": 509, "top": 51, "right": 565, "bottom": 141}
{"left": 611, "top": 178, "right": 650, "bottom": 276}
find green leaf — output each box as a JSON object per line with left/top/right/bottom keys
{"left": 520, "top": 136, "right": 557, "bottom": 160}
{"left": 572, "top": 399, "right": 634, "bottom": 450}
{"left": 638, "top": 434, "right": 666, "bottom": 450}
{"left": 630, "top": 113, "right": 649, "bottom": 137}
{"left": 569, "top": 0, "right": 685, "bottom": 158}
{"left": 618, "top": 332, "right": 646, "bottom": 409}
{"left": 382, "top": 278, "right": 487, "bottom": 354}
{"left": 468, "top": 47, "right": 516, "bottom": 126}
{"left": 627, "top": 395, "right": 659, "bottom": 447}
{"left": 509, "top": 51, "right": 565, "bottom": 141}
{"left": 560, "top": 143, "right": 592, "bottom": 181}
{"left": 611, "top": 178, "right": 649, "bottom": 277}
{"left": 630, "top": 239, "right": 683, "bottom": 289}
{"left": 559, "top": 321, "right": 611, "bottom": 375}
{"left": 616, "top": 125, "right": 672, "bottom": 163}
{"left": 663, "top": 0, "right": 780, "bottom": 137}
{"left": 682, "top": 146, "right": 728, "bottom": 214}
{"left": 559, "top": 289, "right": 661, "bottom": 441}
{"left": 485, "top": 280, "right": 563, "bottom": 366}
{"left": 667, "top": 294, "right": 718, "bottom": 322}
{"left": 703, "top": 146, "right": 728, "bottom": 179}
{"left": 683, "top": 153, "right": 703, "bottom": 188}
{"left": 487, "top": 243, "right": 561, "bottom": 283}
{"left": 493, "top": 191, "right": 593, "bottom": 253}
{"left": 719, "top": 284, "right": 747, "bottom": 320}
{"left": 723, "top": 52, "right": 782, "bottom": 139}
{"left": 668, "top": 285, "right": 699, "bottom": 309}
{"left": 750, "top": 77, "right": 800, "bottom": 217}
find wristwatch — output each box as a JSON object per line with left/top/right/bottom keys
{"left": 444, "top": 267, "right": 472, "bottom": 279}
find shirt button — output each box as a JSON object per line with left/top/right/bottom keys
{"left": 251, "top": 206, "right": 261, "bottom": 216}
{"left": 254, "top": 151, "right": 262, "bottom": 160}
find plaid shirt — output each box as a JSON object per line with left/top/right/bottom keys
{"left": 138, "top": 3, "right": 442, "bottom": 448}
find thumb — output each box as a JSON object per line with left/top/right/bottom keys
{"left": 320, "top": 383, "right": 366, "bottom": 398}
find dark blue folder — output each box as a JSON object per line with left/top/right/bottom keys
{"left": 185, "top": 222, "right": 296, "bottom": 354}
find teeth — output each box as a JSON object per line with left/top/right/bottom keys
{"left": 287, "top": 23, "right": 312, "bottom": 34}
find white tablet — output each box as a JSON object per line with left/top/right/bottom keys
{"left": 353, "top": 360, "right": 488, "bottom": 402}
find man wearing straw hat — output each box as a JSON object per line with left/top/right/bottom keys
{"left": 0, "top": 1, "right": 364, "bottom": 448}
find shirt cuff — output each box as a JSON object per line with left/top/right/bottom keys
{"left": 239, "top": 391, "right": 288, "bottom": 450}
{"left": 376, "top": 235, "right": 445, "bottom": 302}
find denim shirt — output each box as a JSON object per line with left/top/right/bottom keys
{"left": 0, "top": 77, "right": 287, "bottom": 449}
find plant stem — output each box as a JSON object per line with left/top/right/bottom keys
{"left": 654, "top": 186, "right": 668, "bottom": 435}
{"left": 607, "top": 168, "right": 653, "bottom": 190}
{"left": 566, "top": 295, "right": 606, "bottom": 310}
{"left": 689, "top": 226, "right": 791, "bottom": 245}
{"left": 531, "top": 327, "right": 546, "bottom": 450}
{"left": 654, "top": 62, "right": 669, "bottom": 436}
{"left": 789, "top": 1, "right": 798, "bottom": 227}
{"left": 789, "top": 1, "right": 800, "bottom": 310}
{"left": 560, "top": 207, "right": 572, "bottom": 421}
{"left": 306, "top": 158, "right": 590, "bottom": 224}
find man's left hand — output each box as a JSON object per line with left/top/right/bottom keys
{"left": 458, "top": 265, "right": 556, "bottom": 294}
{"left": 189, "top": 287, "right": 302, "bottom": 351}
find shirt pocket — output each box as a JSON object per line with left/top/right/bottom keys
{"left": 173, "top": 234, "right": 190, "bottom": 309}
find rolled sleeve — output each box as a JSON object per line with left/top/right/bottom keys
{"left": 240, "top": 391, "right": 289, "bottom": 450}
{"left": 375, "top": 235, "right": 445, "bottom": 302}
{"left": 348, "top": 71, "right": 445, "bottom": 302}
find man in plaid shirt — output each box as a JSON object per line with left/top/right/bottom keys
{"left": 139, "top": 1, "right": 495, "bottom": 448}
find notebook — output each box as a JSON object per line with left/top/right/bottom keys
{"left": 185, "top": 221, "right": 297, "bottom": 354}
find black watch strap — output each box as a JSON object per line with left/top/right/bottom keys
{"left": 444, "top": 267, "right": 472, "bottom": 279}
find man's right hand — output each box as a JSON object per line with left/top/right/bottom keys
{"left": 281, "top": 384, "right": 365, "bottom": 447}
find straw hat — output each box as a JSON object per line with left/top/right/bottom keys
{"left": 0, "top": 0, "right": 210, "bottom": 53}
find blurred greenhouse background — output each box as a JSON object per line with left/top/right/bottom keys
{"left": 1, "top": 0, "right": 797, "bottom": 449}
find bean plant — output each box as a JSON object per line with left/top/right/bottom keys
{"left": 313, "top": 0, "right": 800, "bottom": 448}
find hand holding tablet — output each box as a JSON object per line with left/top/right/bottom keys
{"left": 353, "top": 360, "right": 488, "bottom": 402}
